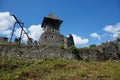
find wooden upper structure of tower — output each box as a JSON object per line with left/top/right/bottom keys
{"left": 41, "top": 13, "right": 63, "bottom": 30}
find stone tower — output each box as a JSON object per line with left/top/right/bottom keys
{"left": 39, "top": 13, "right": 64, "bottom": 46}
{"left": 39, "top": 13, "right": 75, "bottom": 48}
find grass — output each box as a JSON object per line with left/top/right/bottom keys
{"left": 0, "top": 56, "right": 120, "bottom": 80}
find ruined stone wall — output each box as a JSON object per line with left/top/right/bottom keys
{"left": 79, "top": 41, "right": 120, "bottom": 61}
{"left": 64, "top": 35, "right": 74, "bottom": 49}
{"left": 0, "top": 41, "right": 120, "bottom": 61}
{"left": 0, "top": 44, "right": 76, "bottom": 60}
{"left": 0, "top": 37, "right": 8, "bottom": 44}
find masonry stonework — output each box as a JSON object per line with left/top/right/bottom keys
{"left": 0, "top": 37, "right": 8, "bottom": 44}
{"left": 39, "top": 13, "right": 74, "bottom": 48}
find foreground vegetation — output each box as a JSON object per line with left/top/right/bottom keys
{"left": 0, "top": 57, "right": 120, "bottom": 80}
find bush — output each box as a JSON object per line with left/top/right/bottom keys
{"left": 89, "top": 44, "right": 96, "bottom": 48}
{"left": 58, "top": 43, "right": 64, "bottom": 49}
{"left": 116, "top": 38, "right": 120, "bottom": 42}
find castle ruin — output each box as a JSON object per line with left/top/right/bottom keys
{"left": 39, "top": 13, "right": 74, "bottom": 48}
{"left": 0, "top": 14, "right": 120, "bottom": 61}
{"left": 0, "top": 13, "right": 74, "bottom": 49}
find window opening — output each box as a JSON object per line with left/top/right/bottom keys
{"left": 51, "top": 36, "right": 54, "bottom": 39}
{"left": 52, "top": 30, "right": 55, "bottom": 33}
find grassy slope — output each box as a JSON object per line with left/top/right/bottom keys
{"left": 0, "top": 57, "right": 120, "bottom": 80}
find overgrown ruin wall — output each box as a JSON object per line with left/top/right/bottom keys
{"left": 0, "top": 41, "right": 120, "bottom": 61}
{"left": 0, "top": 44, "right": 76, "bottom": 60}
{"left": 79, "top": 41, "right": 120, "bottom": 61}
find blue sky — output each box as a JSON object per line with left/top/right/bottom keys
{"left": 0, "top": 0, "right": 120, "bottom": 47}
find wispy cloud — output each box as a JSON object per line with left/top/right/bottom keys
{"left": 101, "top": 33, "right": 109, "bottom": 37}
{"left": 28, "top": 24, "right": 44, "bottom": 41}
{"left": 0, "top": 12, "right": 15, "bottom": 35}
{"left": 0, "top": 11, "right": 44, "bottom": 42}
{"left": 14, "top": 27, "right": 28, "bottom": 41}
{"left": 71, "top": 34, "right": 89, "bottom": 47}
{"left": 0, "top": 30, "right": 12, "bottom": 37}
{"left": 90, "top": 32, "right": 101, "bottom": 40}
{"left": 112, "top": 32, "right": 120, "bottom": 38}
{"left": 14, "top": 24, "right": 44, "bottom": 42}
{"left": 103, "top": 23, "right": 120, "bottom": 38}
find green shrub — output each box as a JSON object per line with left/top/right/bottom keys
{"left": 77, "top": 70, "right": 87, "bottom": 78}
{"left": 89, "top": 44, "right": 97, "bottom": 48}
{"left": 116, "top": 38, "right": 120, "bottom": 42}
{"left": 58, "top": 43, "right": 64, "bottom": 49}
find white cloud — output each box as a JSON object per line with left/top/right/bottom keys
{"left": 14, "top": 28, "right": 28, "bottom": 41}
{"left": 103, "top": 23, "right": 120, "bottom": 38}
{"left": 113, "top": 32, "right": 120, "bottom": 38}
{"left": 0, "top": 30, "right": 12, "bottom": 37}
{"left": 0, "top": 12, "right": 15, "bottom": 37}
{"left": 90, "top": 32, "right": 101, "bottom": 40}
{"left": 103, "top": 23, "right": 120, "bottom": 33}
{"left": 103, "top": 25, "right": 115, "bottom": 33}
{"left": 28, "top": 24, "right": 44, "bottom": 41}
{"left": 0, "top": 12, "right": 44, "bottom": 42}
{"left": 14, "top": 24, "right": 44, "bottom": 42}
{"left": 71, "top": 34, "right": 89, "bottom": 47}
{"left": 0, "top": 12, "right": 15, "bottom": 31}
{"left": 101, "top": 33, "right": 109, "bottom": 37}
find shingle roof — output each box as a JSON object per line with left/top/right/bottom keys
{"left": 47, "top": 13, "right": 58, "bottom": 20}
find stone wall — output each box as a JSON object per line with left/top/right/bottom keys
{"left": 0, "top": 44, "right": 76, "bottom": 60}
{"left": 0, "top": 41, "right": 120, "bottom": 61}
{"left": 64, "top": 34, "right": 74, "bottom": 49}
{"left": 0, "top": 37, "right": 8, "bottom": 44}
{"left": 79, "top": 41, "right": 120, "bottom": 61}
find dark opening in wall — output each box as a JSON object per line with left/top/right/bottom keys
{"left": 52, "top": 30, "right": 55, "bottom": 33}
{"left": 45, "top": 36, "right": 47, "bottom": 40}
{"left": 51, "top": 36, "right": 54, "bottom": 39}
